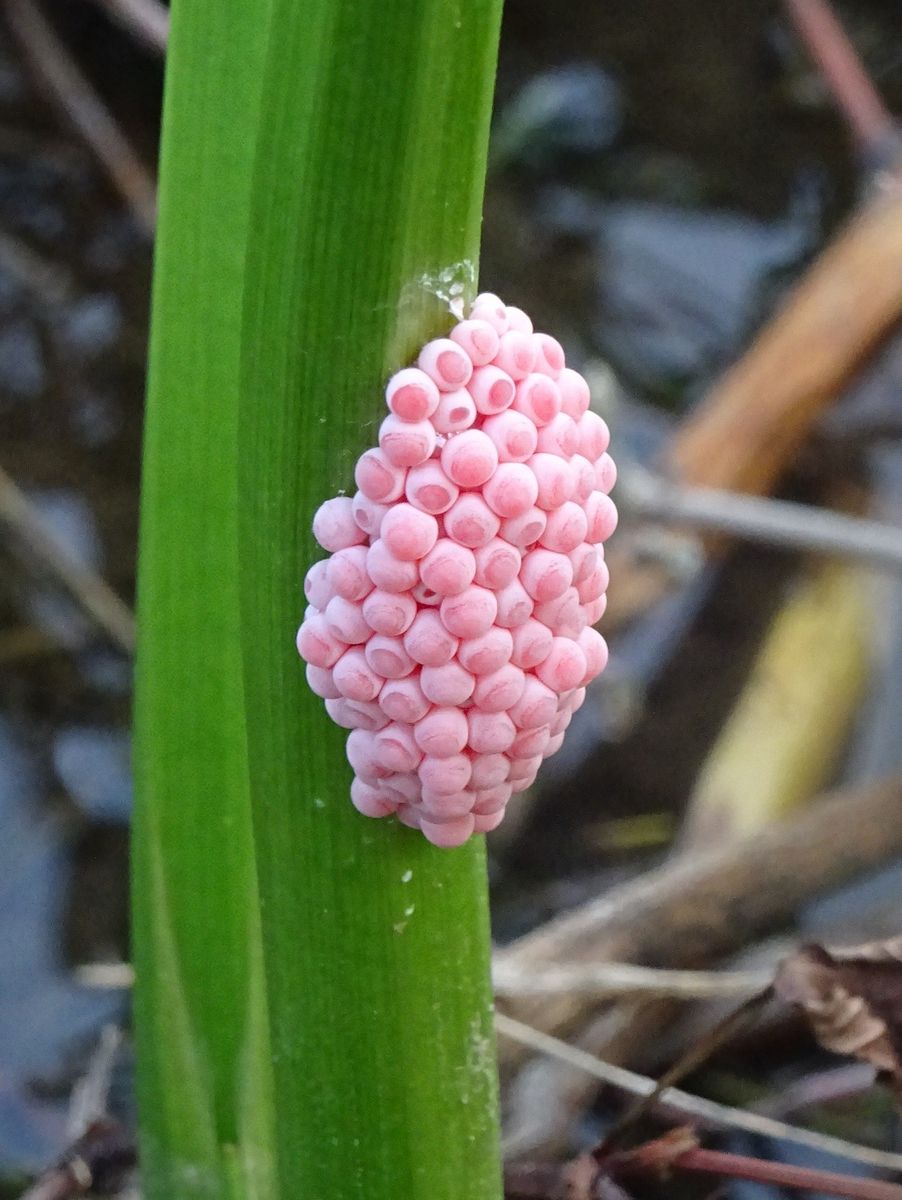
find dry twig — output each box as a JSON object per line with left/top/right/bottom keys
{"left": 0, "top": 465, "right": 136, "bottom": 654}
{"left": 89, "top": 0, "right": 168, "bottom": 53}
{"left": 5, "top": 0, "right": 156, "bottom": 232}
{"left": 496, "top": 1014, "right": 902, "bottom": 1174}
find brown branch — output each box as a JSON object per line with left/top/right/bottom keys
{"left": 5, "top": 0, "right": 156, "bottom": 232}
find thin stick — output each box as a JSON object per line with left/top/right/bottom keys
{"left": 493, "top": 961, "right": 772, "bottom": 1001}
{"left": 621, "top": 467, "right": 902, "bottom": 572}
{"left": 0, "top": 466, "right": 136, "bottom": 654}
{"left": 89, "top": 0, "right": 168, "bottom": 53}
{"left": 5, "top": 0, "right": 156, "bottom": 232}
{"left": 784, "top": 0, "right": 898, "bottom": 159}
{"left": 671, "top": 1145, "right": 902, "bottom": 1200}
{"left": 495, "top": 1014, "right": 902, "bottom": 1175}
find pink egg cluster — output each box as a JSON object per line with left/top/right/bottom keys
{"left": 296, "top": 293, "right": 617, "bottom": 847}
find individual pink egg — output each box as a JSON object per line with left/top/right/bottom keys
{"left": 439, "top": 585, "right": 498, "bottom": 638}
{"left": 457, "top": 625, "right": 514, "bottom": 675}
{"left": 482, "top": 410, "right": 539, "bottom": 463}
{"left": 473, "top": 663, "right": 526, "bottom": 712}
{"left": 440, "top": 429, "right": 499, "bottom": 488}
{"left": 482, "top": 462, "right": 539, "bottom": 518}
{"left": 332, "top": 648, "right": 383, "bottom": 702}
{"left": 470, "top": 292, "right": 509, "bottom": 333}
{"left": 585, "top": 490, "right": 619, "bottom": 542}
{"left": 411, "top": 580, "right": 442, "bottom": 607}
{"left": 419, "top": 753, "right": 472, "bottom": 794}
{"left": 306, "top": 663, "right": 341, "bottom": 700}
{"left": 595, "top": 452, "right": 617, "bottom": 494}
{"left": 444, "top": 493, "right": 501, "bottom": 550}
{"left": 473, "top": 538, "right": 521, "bottom": 589}
{"left": 413, "top": 707, "right": 469, "bottom": 758}
{"left": 380, "top": 503, "right": 439, "bottom": 561}
{"left": 364, "top": 634, "right": 415, "bottom": 680}
{"left": 325, "top": 698, "right": 388, "bottom": 733}
{"left": 505, "top": 305, "right": 534, "bottom": 334}
{"left": 569, "top": 686, "right": 587, "bottom": 713}
{"left": 509, "top": 725, "right": 551, "bottom": 759}
{"left": 324, "top": 595, "right": 371, "bottom": 645}
{"left": 535, "top": 412, "right": 579, "bottom": 458}
{"left": 418, "top": 337, "right": 473, "bottom": 390}
{"left": 469, "top": 753, "right": 511, "bottom": 790}
{"left": 558, "top": 367, "right": 590, "bottom": 419}
{"left": 528, "top": 453, "right": 577, "bottom": 509}
{"left": 385, "top": 367, "right": 440, "bottom": 421}
{"left": 493, "top": 329, "right": 536, "bottom": 380}
{"left": 296, "top": 613, "right": 347, "bottom": 668}
{"left": 467, "top": 365, "right": 515, "bottom": 415}
{"left": 570, "top": 455, "right": 596, "bottom": 504}
{"left": 570, "top": 542, "right": 598, "bottom": 585}
{"left": 576, "top": 559, "right": 609, "bottom": 605}
{"left": 403, "top": 609, "right": 459, "bottom": 666}
{"left": 535, "top": 636, "right": 587, "bottom": 692}
{"left": 499, "top": 506, "right": 547, "bottom": 549}
{"left": 533, "top": 588, "right": 582, "bottom": 637}
{"left": 405, "top": 461, "right": 459, "bottom": 515}
{"left": 468, "top": 709, "right": 517, "bottom": 754}
{"left": 351, "top": 492, "right": 390, "bottom": 537}
{"left": 450, "top": 318, "right": 500, "bottom": 366}
{"left": 576, "top": 410, "right": 610, "bottom": 461}
{"left": 432, "top": 387, "right": 477, "bottom": 433}
{"left": 584, "top": 595, "right": 607, "bottom": 625}
{"left": 419, "top": 539, "right": 477, "bottom": 597}
{"left": 395, "top": 806, "right": 422, "bottom": 829}
{"left": 472, "top": 809, "right": 506, "bottom": 833}
{"left": 508, "top": 677, "right": 558, "bottom": 729}
{"left": 508, "top": 754, "right": 542, "bottom": 786}
{"left": 379, "top": 414, "right": 436, "bottom": 467}
{"left": 362, "top": 589, "right": 417, "bottom": 636}
{"left": 312, "top": 496, "right": 367, "bottom": 552}
{"left": 381, "top": 772, "right": 421, "bottom": 805}
{"left": 354, "top": 447, "right": 406, "bottom": 502}
{"left": 520, "top": 549, "right": 574, "bottom": 602}
{"left": 350, "top": 778, "right": 397, "bottom": 818}
{"left": 494, "top": 578, "right": 534, "bottom": 628}
{"left": 577, "top": 625, "right": 609, "bottom": 684}
{"left": 421, "top": 815, "right": 476, "bottom": 847}
{"left": 472, "top": 783, "right": 512, "bottom": 814}
{"left": 378, "top": 675, "right": 431, "bottom": 724}
{"left": 373, "top": 722, "right": 422, "bottom": 773}
{"left": 304, "top": 559, "right": 334, "bottom": 610}
{"left": 539, "top": 501, "right": 589, "bottom": 554}
{"left": 418, "top": 787, "right": 475, "bottom": 818}
{"left": 549, "top": 708, "right": 573, "bottom": 738}
{"left": 345, "top": 728, "right": 389, "bottom": 780}
{"left": 510, "top": 618, "right": 554, "bottom": 669}
{"left": 513, "top": 374, "right": 562, "bottom": 427}
{"left": 327, "top": 545, "right": 372, "bottom": 601}
{"left": 542, "top": 731, "right": 565, "bottom": 758}
{"left": 420, "top": 661, "right": 475, "bottom": 706}
{"left": 366, "top": 539, "right": 419, "bottom": 593}
{"left": 531, "top": 333, "right": 565, "bottom": 378}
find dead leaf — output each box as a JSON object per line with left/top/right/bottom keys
{"left": 775, "top": 938, "right": 902, "bottom": 1102}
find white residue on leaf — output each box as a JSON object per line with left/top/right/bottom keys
{"left": 417, "top": 260, "right": 476, "bottom": 319}
{"left": 401, "top": 868, "right": 413, "bottom": 883}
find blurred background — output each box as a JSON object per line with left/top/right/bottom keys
{"left": 2, "top": 0, "right": 902, "bottom": 1195}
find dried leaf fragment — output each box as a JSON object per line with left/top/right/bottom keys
{"left": 775, "top": 938, "right": 902, "bottom": 1102}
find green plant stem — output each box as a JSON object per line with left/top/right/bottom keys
{"left": 238, "top": 3, "right": 503, "bottom": 1197}
{"left": 134, "top": 2, "right": 504, "bottom": 1198}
